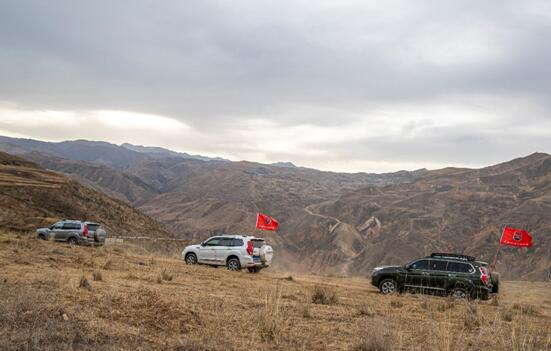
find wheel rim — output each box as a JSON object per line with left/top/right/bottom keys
{"left": 381, "top": 281, "right": 395, "bottom": 294}
{"left": 228, "top": 260, "right": 239, "bottom": 271}
{"left": 186, "top": 255, "right": 196, "bottom": 264}
{"left": 453, "top": 289, "right": 466, "bottom": 299}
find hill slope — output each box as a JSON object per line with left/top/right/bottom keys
{"left": 1, "top": 233, "right": 549, "bottom": 350}
{"left": 0, "top": 151, "right": 170, "bottom": 237}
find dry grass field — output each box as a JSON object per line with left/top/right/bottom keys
{"left": 0, "top": 232, "right": 549, "bottom": 351}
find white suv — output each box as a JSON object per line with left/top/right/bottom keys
{"left": 181, "top": 235, "right": 273, "bottom": 272}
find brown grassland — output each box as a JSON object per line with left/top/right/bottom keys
{"left": 0, "top": 232, "right": 549, "bottom": 351}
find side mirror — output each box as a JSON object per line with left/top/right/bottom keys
{"left": 405, "top": 264, "right": 412, "bottom": 270}
{"left": 200, "top": 241, "right": 206, "bottom": 247}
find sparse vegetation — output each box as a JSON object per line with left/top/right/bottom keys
{"left": 353, "top": 323, "right": 394, "bottom": 351}
{"left": 92, "top": 270, "right": 103, "bottom": 281}
{"left": 311, "top": 285, "right": 338, "bottom": 305}
{"left": 0, "top": 232, "right": 550, "bottom": 350}
{"left": 78, "top": 275, "right": 91, "bottom": 290}
{"left": 158, "top": 268, "right": 173, "bottom": 282}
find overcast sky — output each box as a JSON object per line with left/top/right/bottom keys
{"left": 1, "top": 1, "right": 551, "bottom": 172}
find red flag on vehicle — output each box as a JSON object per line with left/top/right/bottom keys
{"left": 256, "top": 213, "right": 279, "bottom": 231}
{"left": 500, "top": 226, "right": 533, "bottom": 248}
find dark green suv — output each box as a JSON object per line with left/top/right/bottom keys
{"left": 371, "top": 253, "right": 499, "bottom": 299}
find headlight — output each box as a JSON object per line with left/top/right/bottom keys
{"left": 372, "top": 266, "right": 384, "bottom": 272}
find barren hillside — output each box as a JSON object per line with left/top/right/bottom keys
{"left": 0, "top": 152, "right": 170, "bottom": 237}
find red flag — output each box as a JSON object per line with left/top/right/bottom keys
{"left": 256, "top": 213, "right": 279, "bottom": 231}
{"left": 500, "top": 226, "right": 533, "bottom": 248}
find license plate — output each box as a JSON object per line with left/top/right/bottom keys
{"left": 253, "top": 256, "right": 261, "bottom": 262}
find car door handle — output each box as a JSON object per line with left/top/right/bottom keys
{"left": 422, "top": 272, "right": 430, "bottom": 275}
{"left": 448, "top": 274, "right": 457, "bottom": 277}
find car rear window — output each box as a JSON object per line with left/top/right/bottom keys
{"left": 251, "top": 239, "right": 265, "bottom": 248}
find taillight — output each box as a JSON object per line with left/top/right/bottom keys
{"left": 479, "top": 266, "right": 489, "bottom": 286}
{"left": 83, "top": 224, "right": 88, "bottom": 237}
{"left": 246, "top": 241, "right": 253, "bottom": 256}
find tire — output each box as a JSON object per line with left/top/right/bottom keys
{"left": 185, "top": 253, "right": 198, "bottom": 265}
{"left": 248, "top": 267, "right": 261, "bottom": 273}
{"left": 226, "top": 258, "right": 241, "bottom": 271}
{"left": 450, "top": 287, "right": 469, "bottom": 299}
{"left": 490, "top": 273, "right": 500, "bottom": 294}
{"left": 378, "top": 278, "right": 397, "bottom": 295}
{"left": 68, "top": 237, "right": 78, "bottom": 246}
{"left": 38, "top": 234, "right": 46, "bottom": 240}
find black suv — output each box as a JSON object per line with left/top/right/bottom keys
{"left": 371, "top": 253, "right": 499, "bottom": 299}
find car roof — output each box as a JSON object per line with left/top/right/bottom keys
{"left": 212, "top": 234, "right": 264, "bottom": 239}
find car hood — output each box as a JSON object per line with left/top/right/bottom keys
{"left": 372, "top": 265, "right": 402, "bottom": 273}
{"left": 36, "top": 228, "right": 50, "bottom": 233}
{"left": 185, "top": 245, "right": 202, "bottom": 251}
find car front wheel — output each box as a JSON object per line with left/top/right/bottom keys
{"left": 227, "top": 258, "right": 241, "bottom": 271}
{"left": 379, "top": 278, "right": 397, "bottom": 295}
{"left": 68, "top": 237, "right": 78, "bottom": 246}
{"left": 185, "top": 253, "right": 198, "bottom": 265}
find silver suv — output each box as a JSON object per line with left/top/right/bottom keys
{"left": 36, "top": 220, "right": 107, "bottom": 245}
{"left": 182, "top": 235, "right": 273, "bottom": 272}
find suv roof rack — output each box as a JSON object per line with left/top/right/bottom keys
{"left": 430, "top": 253, "right": 475, "bottom": 262}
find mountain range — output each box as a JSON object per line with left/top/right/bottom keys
{"left": 0, "top": 135, "right": 549, "bottom": 280}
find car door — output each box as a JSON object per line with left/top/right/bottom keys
{"left": 197, "top": 237, "right": 221, "bottom": 263}
{"left": 446, "top": 261, "right": 475, "bottom": 291}
{"left": 61, "top": 222, "right": 79, "bottom": 241}
{"left": 404, "top": 259, "right": 431, "bottom": 289}
{"left": 215, "top": 238, "right": 234, "bottom": 263}
{"left": 50, "top": 222, "right": 64, "bottom": 241}
{"left": 428, "top": 259, "right": 449, "bottom": 292}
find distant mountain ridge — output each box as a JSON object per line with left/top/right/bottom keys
{"left": 121, "top": 143, "right": 228, "bottom": 162}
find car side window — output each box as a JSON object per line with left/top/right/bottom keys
{"left": 205, "top": 238, "right": 221, "bottom": 246}
{"left": 52, "top": 222, "right": 63, "bottom": 229}
{"left": 219, "top": 238, "right": 233, "bottom": 247}
{"left": 447, "top": 262, "right": 473, "bottom": 273}
{"left": 232, "top": 239, "right": 244, "bottom": 247}
{"left": 430, "top": 260, "right": 448, "bottom": 271}
{"left": 410, "top": 259, "right": 429, "bottom": 270}
{"left": 62, "top": 222, "right": 77, "bottom": 230}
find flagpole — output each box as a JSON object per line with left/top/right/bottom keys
{"left": 490, "top": 226, "right": 505, "bottom": 273}
{"left": 490, "top": 244, "right": 501, "bottom": 272}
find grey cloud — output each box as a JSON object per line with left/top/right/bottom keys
{"left": 0, "top": 0, "right": 551, "bottom": 171}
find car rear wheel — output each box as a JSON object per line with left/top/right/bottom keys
{"left": 379, "top": 278, "right": 397, "bottom": 295}
{"left": 248, "top": 267, "right": 261, "bottom": 273}
{"left": 185, "top": 253, "right": 197, "bottom": 265}
{"left": 68, "top": 237, "right": 78, "bottom": 246}
{"left": 451, "top": 287, "right": 468, "bottom": 299}
{"left": 227, "top": 258, "right": 241, "bottom": 271}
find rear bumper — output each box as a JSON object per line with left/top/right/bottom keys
{"left": 241, "top": 256, "right": 271, "bottom": 268}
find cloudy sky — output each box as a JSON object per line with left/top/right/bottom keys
{"left": 1, "top": 0, "right": 551, "bottom": 172}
